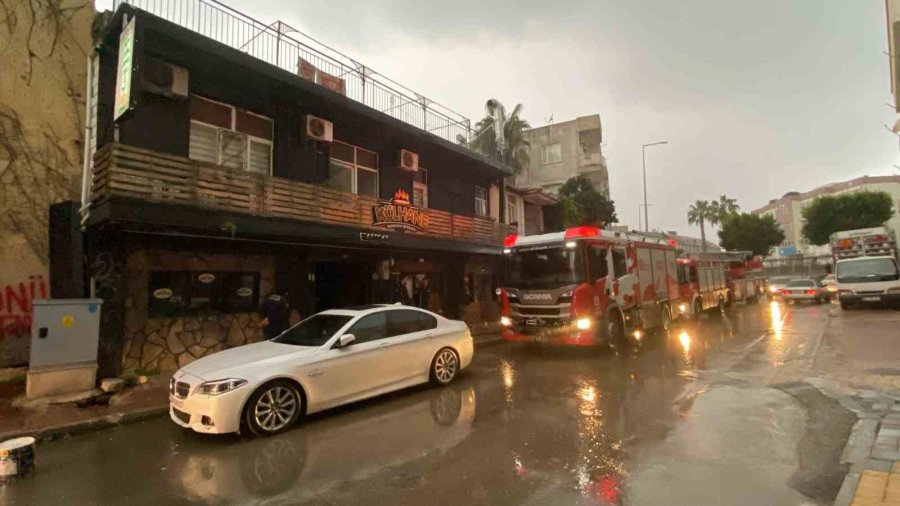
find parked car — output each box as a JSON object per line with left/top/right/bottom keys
{"left": 766, "top": 276, "right": 795, "bottom": 297}
{"left": 835, "top": 256, "right": 900, "bottom": 309}
{"left": 168, "top": 304, "right": 474, "bottom": 436}
{"left": 780, "top": 279, "right": 830, "bottom": 304}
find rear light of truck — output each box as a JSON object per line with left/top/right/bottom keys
{"left": 503, "top": 234, "right": 519, "bottom": 247}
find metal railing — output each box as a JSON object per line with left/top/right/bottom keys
{"left": 114, "top": 0, "right": 472, "bottom": 144}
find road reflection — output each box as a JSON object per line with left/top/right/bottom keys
{"left": 168, "top": 385, "right": 476, "bottom": 504}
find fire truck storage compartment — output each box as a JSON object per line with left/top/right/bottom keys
{"left": 636, "top": 249, "right": 654, "bottom": 304}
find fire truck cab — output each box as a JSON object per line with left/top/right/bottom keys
{"left": 500, "top": 226, "right": 679, "bottom": 347}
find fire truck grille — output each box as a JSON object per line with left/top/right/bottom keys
{"left": 515, "top": 306, "right": 564, "bottom": 317}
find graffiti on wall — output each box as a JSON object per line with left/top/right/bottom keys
{"left": 0, "top": 275, "right": 47, "bottom": 337}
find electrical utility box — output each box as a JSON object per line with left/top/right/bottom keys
{"left": 27, "top": 299, "right": 103, "bottom": 399}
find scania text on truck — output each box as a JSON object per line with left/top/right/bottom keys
{"left": 499, "top": 226, "right": 680, "bottom": 347}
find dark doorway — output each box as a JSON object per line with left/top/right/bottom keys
{"left": 314, "top": 261, "right": 368, "bottom": 311}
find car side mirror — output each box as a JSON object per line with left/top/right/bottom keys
{"left": 337, "top": 334, "right": 356, "bottom": 348}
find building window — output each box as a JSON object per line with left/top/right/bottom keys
{"left": 541, "top": 143, "right": 562, "bottom": 164}
{"left": 148, "top": 271, "right": 260, "bottom": 317}
{"left": 326, "top": 140, "right": 379, "bottom": 197}
{"left": 189, "top": 95, "right": 273, "bottom": 174}
{"left": 506, "top": 193, "right": 523, "bottom": 231}
{"left": 413, "top": 168, "right": 428, "bottom": 208}
{"left": 475, "top": 186, "right": 488, "bottom": 217}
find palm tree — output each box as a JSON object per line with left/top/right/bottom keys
{"left": 709, "top": 194, "right": 740, "bottom": 225}
{"left": 687, "top": 200, "right": 714, "bottom": 251}
{"left": 469, "top": 99, "right": 531, "bottom": 173}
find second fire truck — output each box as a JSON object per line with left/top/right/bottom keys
{"left": 499, "top": 226, "right": 679, "bottom": 346}
{"left": 675, "top": 251, "right": 764, "bottom": 319}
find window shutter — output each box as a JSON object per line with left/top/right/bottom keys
{"left": 219, "top": 130, "right": 247, "bottom": 170}
{"left": 248, "top": 139, "right": 271, "bottom": 174}
{"left": 189, "top": 122, "right": 219, "bottom": 164}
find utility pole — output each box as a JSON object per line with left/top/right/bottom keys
{"left": 641, "top": 141, "right": 668, "bottom": 232}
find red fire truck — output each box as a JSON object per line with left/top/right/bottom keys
{"left": 675, "top": 251, "right": 765, "bottom": 319}
{"left": 499, "top": 226, "right": 680, "bottom": 346}
{"left": 675, "top": 256, "right": 729, "bottom": 319}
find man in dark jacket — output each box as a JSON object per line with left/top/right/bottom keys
{"left": 261, "top": 291, "right": 289, "bottom": 339}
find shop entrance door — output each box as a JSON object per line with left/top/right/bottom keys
{"left": 314, "top": 261, "right": 368, "bottom": 311}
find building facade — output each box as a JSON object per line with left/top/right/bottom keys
{"left": 0, "top": 1, "right": 93, "bottom": 367}
{"left": 516, "top": 115, "right": 609, "bottom": 197}
{"left": 752, "top": 175, "right": 900, "bottom": 257}
{"left": 75, "top": 2, "right": 516, "bottom": 376}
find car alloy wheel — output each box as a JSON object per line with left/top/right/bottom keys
{"left": 247, "top": 382, "right": 301, "bottom": 436}
{"left": 431, "top": 348, "right": 459, "bottom": 385}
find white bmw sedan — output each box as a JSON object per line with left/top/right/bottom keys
{"left": 169, "top": 304, "right": 473, "bottom": 436}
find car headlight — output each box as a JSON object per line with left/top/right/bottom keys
{"left": 198, "top": 378, "right": 248, "bottom": 396}
{"left": 678, "top": 303, "right": 688, "bottom": 313}
{"left": 575, "top": 318, "right": 592, "bottom": 330}
{"left": 888, "top": 287, "right": 900, "bottom": 293}
{"left": 769, "top": 286, "right": 779, "bottom": 293}
{"left": 500, "top": 316, "right": 513, "bottom": 327}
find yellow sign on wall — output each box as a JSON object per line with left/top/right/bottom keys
{"left": 61, "top": 316, "right": 75, "bottom": 328}
{"left": 113, "top": 16, "right": 136, "bottom": 121}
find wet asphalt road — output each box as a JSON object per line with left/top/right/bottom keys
{"left": 3, "top": 301, "right": 850, "bottom": 506}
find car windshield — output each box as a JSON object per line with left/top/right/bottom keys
{"left": 504, "top": 245, "right": 584, "bottom": 290}
{"left": 272, "top": 314, "right": 352, "bottom": 347}
{"left": 836, "top": 258, "right": 900, "bottom": 283}
{"left": 786, "top": 280, "right": 815, "bottom": 288}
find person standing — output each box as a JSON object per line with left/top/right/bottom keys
{"left": 261, "top": 291, "right": 289, "bottom": 340}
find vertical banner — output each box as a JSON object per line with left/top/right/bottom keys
{"left": 113, "top": 16, "right": 136, "bottom": 121}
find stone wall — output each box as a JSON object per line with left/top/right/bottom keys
{"left": 121, "top": 249, "right": 275, "bottom": 373}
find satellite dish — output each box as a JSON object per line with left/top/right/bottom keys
{"left": 456, "top": 134, "right": 467, "bottom": 144}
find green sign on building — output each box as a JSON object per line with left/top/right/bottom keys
{"left": 113, "top": 16, "right": 135, "bottom": 121}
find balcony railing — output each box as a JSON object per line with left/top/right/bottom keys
{"left": 114, "top": 0, "right": 472, "bottom": 144}
{"left": 91, "top": 143, "right": 514, "bottom": 246}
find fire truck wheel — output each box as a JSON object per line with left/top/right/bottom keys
{"left": 601, "top": 309, "right": 625, "bottom": 345}
{"left": 660, "top": 307, "right": 672, "bottom": 333}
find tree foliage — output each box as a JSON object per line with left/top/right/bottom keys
{"left": 718, "top": 213, "right": 785, "bottom": 256}
{"left": 470, "top": 99, "right": 531, "bottom": 173}
{"left": 801, "top": 192, "right": 895, "bottom": 245}
{"left": 557, "top": 175, "right": 617, "bottom": 228}
{"left": 709, "top": 194, "right": 740, "bottom": 225}
{"left": 686, "top": 200, "right": 714, "bottom": 251}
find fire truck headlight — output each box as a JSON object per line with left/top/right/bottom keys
{"left": 500, "top": 316, "right": 513, "bottom": 327}
{"left": 503, "top": 248, "right": 512, "bottom": 254}
{"left": 575, "top": 318, "right": 592, "bottom": 330}
{"left": 565, "top": 241, "right": 577, "bottom": 249}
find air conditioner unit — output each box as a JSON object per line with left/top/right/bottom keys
{"left": 304, "top": 115, "right": 333, "bottom": 143}
{"left": 398, "top": 149, "right": 419, "bottom": 172}
{"left": 141, "top": 57, "right": 188, "bottom": 98}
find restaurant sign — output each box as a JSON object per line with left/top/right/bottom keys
{"left": 373, "top": 189, "right": 429, "bottom": 232}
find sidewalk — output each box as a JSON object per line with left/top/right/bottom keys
{"left": 809, "top": 308, "right": 900, "bottom": 506}
{"left": 0, "top": 332, "right": 503, "bottom": 442}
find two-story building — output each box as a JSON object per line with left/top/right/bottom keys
{"left": 74, "top": 1, "right": 516, "bottom": 375}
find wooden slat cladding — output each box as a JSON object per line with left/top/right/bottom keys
{"left": 91, "top": 143, "right": 514, "bottom": 246}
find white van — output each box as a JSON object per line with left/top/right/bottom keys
{"left": 834, "top": 256, "right": 900, "bottom": 309}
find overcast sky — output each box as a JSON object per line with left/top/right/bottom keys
{"left": 102, "top": 0, "right": 899, "bottom": 239}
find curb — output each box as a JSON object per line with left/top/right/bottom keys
{"left": 0, "top": 405, "right": 168, "bottom": 443}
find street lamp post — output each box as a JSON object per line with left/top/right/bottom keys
{"left": 641, "top": 141, "right": 668, "bottom": 232}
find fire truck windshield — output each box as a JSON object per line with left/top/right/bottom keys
{"left": 504, "top": 246, "right": 584, "bottom": 289}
